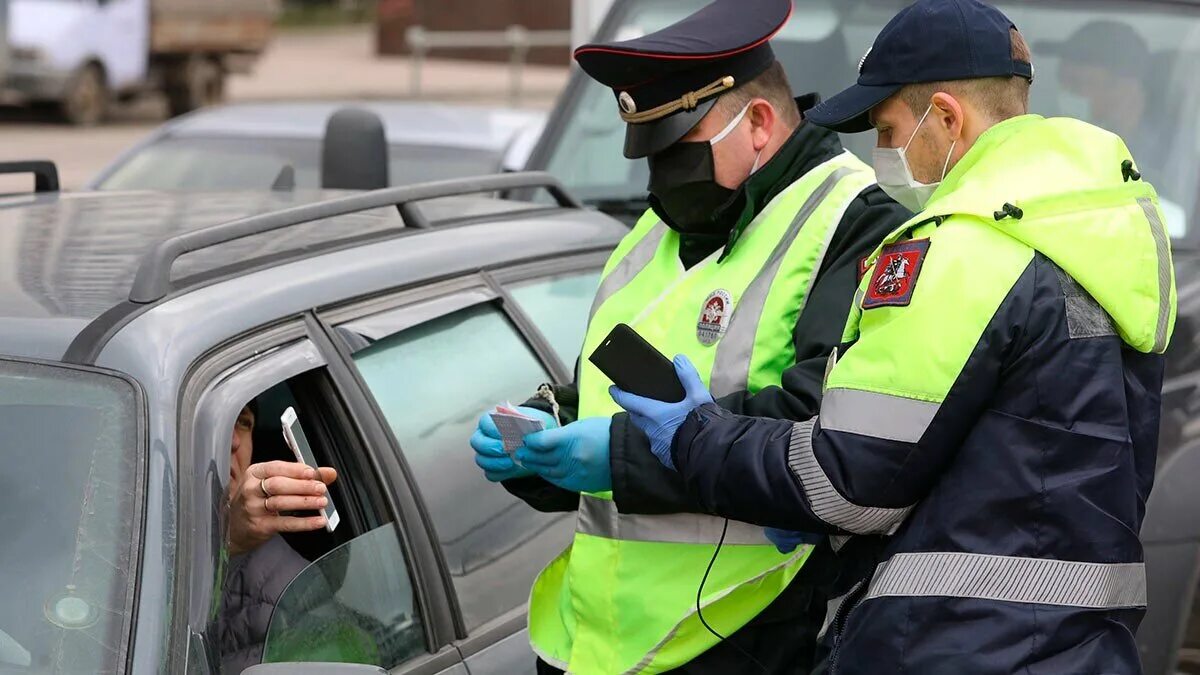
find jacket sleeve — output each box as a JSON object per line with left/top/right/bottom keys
{"left": 719, "top": 187, "right": 909, "bottom": 420}
{"left": 500, "top": 374, "right": 582, "bottom": 512}
{"left": 670, "top": 247, "right": 1037, "bottom": 534}
{"left": 611, "top": 189, "right": 909, "bottom": 515}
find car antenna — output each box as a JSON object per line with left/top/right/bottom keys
{"left": 271, "top": 165, "right": 296, "bottom": 192}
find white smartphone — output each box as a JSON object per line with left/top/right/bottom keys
{"left": 280, "top": 406, "right": 340, "bottom": 532}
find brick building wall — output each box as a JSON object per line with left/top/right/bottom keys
{"left": 376, "top": 0, "right": 571, "bottom": 66}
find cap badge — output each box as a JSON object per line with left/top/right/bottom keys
{"left": 858, "top": 46, "right": 873, "bottom": 74}
{"left": 618, "top": 91, "right": 637, "bottom": 115}
{"left": 697, "top": 290, "right": 733, "bottom": 346}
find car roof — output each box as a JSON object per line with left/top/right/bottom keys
{"left": 0, "top": 186, "right": 622, "bottom": 363}
{"left": 161, "top": 101, "right": 548, "bottom": 153}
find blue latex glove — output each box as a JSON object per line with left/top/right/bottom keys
{"left": 470, "top": 406, "right": 558, "bottom": 482}
{"left": 516, "top": 417, "right": 612, "bottom": 493}
{"left": 608, "top": 354, "right": 714, "bottom": 470}
{"left": 764, "top": 528, "right": 825, "bottom": 554}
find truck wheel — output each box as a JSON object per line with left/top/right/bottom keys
{"left": 60, "top": 64, "right": 108, "bottom": 127}
{"left": 166, "top": 57, "right": 224, "bottom": 118}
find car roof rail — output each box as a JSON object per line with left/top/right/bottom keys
{"left": 0, "top": 160, "right": 60, "bottom": 192}
{"left": 128, "top": 171, "right": 581, "bottom": 304}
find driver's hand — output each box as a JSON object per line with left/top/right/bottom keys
{"left": 229, "top": 461, "right": 338, "bottom": 557}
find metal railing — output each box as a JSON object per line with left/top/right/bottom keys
{"left": 405, "top": 25, "right": 572, "bottom": 105}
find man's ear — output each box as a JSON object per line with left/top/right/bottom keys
{"left": 749, "top": 99, "right": 777, "bottom": 151}
{"left": 930, "top": 91, "right": 965, "bottom": 142}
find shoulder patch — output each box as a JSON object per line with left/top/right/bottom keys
{"left": 862, "top": 239, "right": 930, "bottom": 309}
{"left": 857, "top": 256, "right": 872, "bottom": 283}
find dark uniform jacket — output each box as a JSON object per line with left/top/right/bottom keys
{"left": 666, "top": 116, "right": 1171, "bottom": 674}
{"left": 505, "top": 113, "right": 908, "bottom": 673}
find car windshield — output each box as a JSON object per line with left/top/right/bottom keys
{"left": 543, "top": 0, "right": 1200, "bottom": 239}
{"left": 95, "top": 137, "right": 503, "bottom": 191}
{"left": 0, "top": 359, "right": 141, "bottom": 673}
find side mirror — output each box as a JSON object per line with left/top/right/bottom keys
{"left": 243, "top": 664, "right": 386, "bottom": 675}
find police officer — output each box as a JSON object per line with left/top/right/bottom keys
{"left": 614, "top": 1, "right": 1176, "bottom": 673}
{"left": 468, "top": 0, "right": 907, "bottom": 672}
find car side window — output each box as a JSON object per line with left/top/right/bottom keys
{"left": 263, "top": 524, "right": 423, "bottom": 668}
{"left": 507, "top": 270, "right": 602, "bottom": 368}
{"left": 347, "top": 300, "right": 575, "bottom": 631}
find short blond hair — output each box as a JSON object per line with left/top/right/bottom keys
{"left": 896, "top": 28, "right": 1032, "bottom": 123}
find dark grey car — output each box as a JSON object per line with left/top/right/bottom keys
{"left": 0, "top": 165, "right": 624, "bottom": 674}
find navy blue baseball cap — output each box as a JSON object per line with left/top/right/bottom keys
{"left": 806, "top": 0, "right": 1033, "bottom": 133}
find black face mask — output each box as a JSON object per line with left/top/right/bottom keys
{"left": 647, "top": 141, "right": 736, "bottom": 235}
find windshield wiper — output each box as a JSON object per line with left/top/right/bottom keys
{"left": 584, "top": 195, "right": 650, "bottom": 218}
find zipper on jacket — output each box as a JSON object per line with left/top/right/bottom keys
{"left": 828, "top": 580, "right": 869, "bottom": 674}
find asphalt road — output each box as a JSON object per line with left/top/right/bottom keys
{"left": 0, "top": 26, "right": 569, "bottom": 191}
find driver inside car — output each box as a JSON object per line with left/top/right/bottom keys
{"left": 219, "top": 401, "right": 338, "bottom": 673}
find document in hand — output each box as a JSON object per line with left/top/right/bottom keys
{"left": 490, "top": 404, "right": 546, "bottom": 462}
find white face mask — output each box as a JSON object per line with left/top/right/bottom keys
{"left": 872, "top": 104, "right": 956, "bottom": 212}
{"left": 708, "top": 101, "right": 765, "bottom": 177}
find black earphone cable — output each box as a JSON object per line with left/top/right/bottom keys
{"left": 696, "top": 518, "right": 769, "bottom": 673}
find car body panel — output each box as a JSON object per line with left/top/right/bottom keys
{"left": 96, "top": 209, "right": 622, "bottom": 380}
{"left": 0, "top": 189, "right": 588, "bottom": 360}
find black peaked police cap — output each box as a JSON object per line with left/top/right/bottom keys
{"left": 806, "top": 0, "right": 1033, "bottom": 133}
{"left": 574, "top": 0, "right": 793, "bottom": 159}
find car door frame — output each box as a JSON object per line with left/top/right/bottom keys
{"left": 176, "top": 316, "right": 464, "bottom": 674}
{"left": 309, "top": 250, "right": 609, "bottom": 663}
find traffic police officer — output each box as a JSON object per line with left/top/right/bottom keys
{"left": 614, "top": 1, "right": 1176, "bottom": 673}
{"left": 468, "top": 0, "right": 907, "bottom": 672}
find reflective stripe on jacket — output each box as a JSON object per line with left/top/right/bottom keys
{"left": 529, "top": 151, "right": 878, "bottom": 675}
{"left": 671, "top": 115, "right": 1175, "bottom": 674}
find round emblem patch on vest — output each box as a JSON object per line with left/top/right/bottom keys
{"left": 697, "top": 290, "right": 732, "bottom": 346}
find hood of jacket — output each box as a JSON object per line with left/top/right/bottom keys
{"left": 892, "top": 114, "right": 1176, "bottom": 353}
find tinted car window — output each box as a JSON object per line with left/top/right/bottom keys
{"left": 96, "top": 137, "right": 502, "bottom": 191}
{"left": 0, "top": 359, "right": 140, "bottom": 673}
{"left": 508, "top": 271, "right": 603, "bottom": 366}
{"left": 350, "top": 302, "right": 574, "bottom": 631}
{"left": 263, "top": 525, "right": 424, "bottom": 669}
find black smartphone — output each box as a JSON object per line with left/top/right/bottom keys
{"left": 589, "top": 323, "right": 686, "bottom": 402}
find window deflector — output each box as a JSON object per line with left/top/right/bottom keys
{"left": 337, "top": 288, "right": 497, "bottom": 350}
{"left": 195, "top": 340, "right": 326, "bottom": 484}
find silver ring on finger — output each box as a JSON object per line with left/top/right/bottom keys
{"left": 260, "top": 477, "right": 272, "bottom": 498}
{"left": 263, "top": 496, "right": 276, "bottom": 513}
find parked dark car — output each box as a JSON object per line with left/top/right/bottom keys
{"left": 523, "top": 1, "right": 1200, "bottom": 672}
{"left": 0, "top": 163, "right": 623, "bottom": 674}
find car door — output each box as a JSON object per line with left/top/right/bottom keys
{"left": 178, "top": 319, "right": 466, "bottom": 675}
{"left": 318, "top": 254, "right": 604, "bottom": 673}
